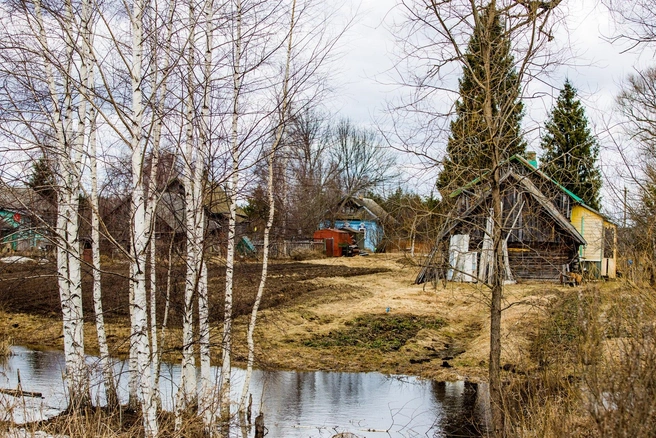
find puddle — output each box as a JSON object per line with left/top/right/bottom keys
{"left": 0, "top": 346, "right": 489, "bottom": 437}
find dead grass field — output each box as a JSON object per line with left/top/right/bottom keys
{"left": 239, "top": 254, "right": 576, "bottom": 381}
{"left": 0, "top": 253, "right": 582, "bottom": 382}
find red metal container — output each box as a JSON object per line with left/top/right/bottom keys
{"left": 313, "top": 229, "right": 353, "bottom": 257}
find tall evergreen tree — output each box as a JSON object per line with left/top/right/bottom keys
{"left": 540, "top": 79, "right": 602, "bottom": 210}
{"left": 437, "top": 3, "right": 526, "bottom": 194}
{"left": 28, "top": 155, "right": 57, "bottom": 204}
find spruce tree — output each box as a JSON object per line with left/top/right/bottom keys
{"left": 540, "top": 79, "right": 602, "bottom": 210}
{"left": 437, "top": 3, "right": 526, "bottom": 194}
{"left": 28, "top": 155, "right": 57, "bottom": 204}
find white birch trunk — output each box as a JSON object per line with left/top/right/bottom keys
{"left": 130, "top": 0, "right": 158, "bottom": 434}
{"left": 62, "top": 0, "right": 87, "bottom": 406}
{"left": 148, "top": 154, "right": 160, "bottom": 410}
{"left": 81, "top": 0, "right": 117, "bottom": 409}
{"left": 162, "top": 236, "right": 175, "bottom": 339}
{"left": 128, "top": 261, "right": 139, "bottom": 410}
{"left": 90, "top": 123, "right": 118, "bottom": 408}
{"left": 220, "top": 0, "right": 243, "bottom": 420}
{"left": 238, "top": 0, "right": 296, "bottom": 414}
{"left": 198, "top": 259, "right": 211, "bottom": 424}
{"left": 410, "top": 215, "right": 417, "bottom": 258}
{"left": 88, "top": 77, "right": 118, "bottom": 411}
{"left": 33, "top": 0, "right": 88, "bottom": 408}
{"left": 198, "top": 0, "right": 215, "bottom": 428}
{"left": 179, "top": 0, "right": 198, "bottom": 414}
{"left": 149, "top": 3, "right": 175, "bottom": 412}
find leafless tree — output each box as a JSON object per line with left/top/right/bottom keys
{"left": 0, "top": 0, "right": 95, "bottom": 410}
{"left": 333, "top": 119, "right": 397, "bottom": 201}
{"left": 392, "top": 1, "right": 564, "bottom": 434}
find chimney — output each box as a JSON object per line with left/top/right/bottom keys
{"left": 526, "top": 151, "right": 538, "bottom": 168}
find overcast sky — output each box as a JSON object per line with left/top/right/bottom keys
{"left": 325, "top": 0, "right": 649, "bottom": 214}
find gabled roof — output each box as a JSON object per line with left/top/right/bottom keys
{"left": 338, "top": 196, "right": 395, "bottom": 223}
{"left": 510, "top": 172, "right": 586, "bottom": 245}
{"left": 437, "top": 169, "right": 586, "bottom": 246}
{"left": 157, "top": 192, "right": 185, "bottom": 233}
{"left": 0, "top": 185, "right": 52, "bottom": 215}
{"left": 156, "top": 188, "right": 247, "bottom": 234}
{"left": 205, "top": 185, "right": 246, "bottom": 218}
{"left": 450, "top": 154, "right": 615, "bottom": 224}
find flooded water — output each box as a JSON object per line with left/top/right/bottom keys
{"left": 0, "top": 346, "right": 489, "bottom": 437}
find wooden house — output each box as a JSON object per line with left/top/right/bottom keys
{"left": 154, "top": 182, "right": 248, "bottom": 254}
{"left": 0, "top": 186, "right": 52, "bottom": 251}
{"left": 571, "top": 204, "right": 617, "bottom": 278}
{"left": 330, "top": 196, "right": 394, "bottom": 252}
{"left": 417, "top": 154, "right": 616, "bottom": 283}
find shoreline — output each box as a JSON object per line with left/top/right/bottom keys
{"left": 0, "top": 254, "right": 565, "bottom": 384}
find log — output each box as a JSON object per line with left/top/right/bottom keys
{"left": 0, "top": 388, "right": 43, "bottom": 398}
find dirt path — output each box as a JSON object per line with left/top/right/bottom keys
{"left": 0, "top": 254, "right": 565, "bottom": 382}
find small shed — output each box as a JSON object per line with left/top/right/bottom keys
{"left": 313, "top": 228, "right": 353, "bottom": 257}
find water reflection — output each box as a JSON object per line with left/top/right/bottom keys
{"left": 0, "top": 347, "right": 488, "bottom": 437}
{"left": 432, "top": 381, "right": 489, "bottom": 437}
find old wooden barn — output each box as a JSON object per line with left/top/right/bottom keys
{"left": 417, "top": 154, "right": 617, "bottom": 284}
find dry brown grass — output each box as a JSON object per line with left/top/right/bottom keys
{"left": 499, "top": 280, "right": 656, "bottom": 437}
{"left": 0, "top": 407, "right": 209, "bottom": 438}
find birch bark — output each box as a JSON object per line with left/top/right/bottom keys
{"left": 130, "top": 0, "right": 158, "bottom": 434}
{"left": 220, "top": 0, "right": 243, "bottom": 421}
{"left": 179, "top": 0, "right": 199, "bottom": 413}
{"left": 198, "top": 0, "right": 215, "bottom": 427}
{"left": 86, "top": 22, "right": 118, "bottom": 409}
{"left": 238, "top": 0, "right": 296, "bottom": 414}
{"left": 33, "top": 0, "right": 88, "bottom": 409}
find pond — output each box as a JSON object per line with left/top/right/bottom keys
{"left": 0, "top": 346, "right": 489, "bottom": 437}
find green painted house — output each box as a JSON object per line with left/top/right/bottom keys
{"left": 0, "top": 186, "right": 51, "bottom": 251}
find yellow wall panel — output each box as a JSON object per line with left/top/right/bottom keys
{"left": 571, "top": 205, "right": 604, "bottom": 262}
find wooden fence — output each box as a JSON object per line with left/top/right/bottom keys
{"left": 251, "top": 240, "right": 325, "bottom": 258}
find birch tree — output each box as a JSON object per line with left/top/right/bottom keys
{"left": 0, "top": 0, "right": 94, "bottom": 409}
{"left": 197, "top": 0, "right": 215, "bottom": 426}
{"left": 238, "top": 0, "right": 297, "bottom": 415}
{"left": 85, "top": 0, "right": 118, "bottom": 407}
{"left": 219, "top": 0, "right": 243, "bottom": 420}
{"left": 236, "top": 0, "right": 350, "bottom": 417}
{"left": 178, "top": 0, "right": 201, "bottom": 414}
{"left": 127, "top": 0, "right": 160, "bottom": 432}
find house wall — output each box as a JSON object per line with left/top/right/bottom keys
{"left": 571, "top": 205, "right": 604, "bottom": 263}
{"left": 507, "top": 243, "right": 574, "bottom": 281}
{"left": 0, "top": 209, "right": 45, "bottom": 251}
{"left": 334, "top": 220, "right": 382, "bottom": 252}
{"left": 313, "top": 229, "right": 352, "bottom": 256}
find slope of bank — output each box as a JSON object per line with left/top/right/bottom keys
{"left": 0, "top": 254, "right": 569, "bottom": 382}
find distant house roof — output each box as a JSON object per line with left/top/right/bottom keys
{"left": 438, "top": 170, "right": 586, "bottom": 246}
{"left": 157, "top": 192, "right": 186, "bottom": 233}
{"left": 156, "top": 185, "right": 247, "bottom": 234}
{"left": 338, "top": 196, "right": 395, "bottom": 223}
{"left": 205, "top": 185, "right": 246, "bottom": 218}
{"left": 0, "top": 185, "right": 52, "bottom": 215}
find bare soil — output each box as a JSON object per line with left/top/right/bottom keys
{"left": 0, "top": 253, "right": 573, "bottom": 381}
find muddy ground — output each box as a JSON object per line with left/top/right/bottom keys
{"left": 0, "top": 253, "right": 572, "bottom": 381}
